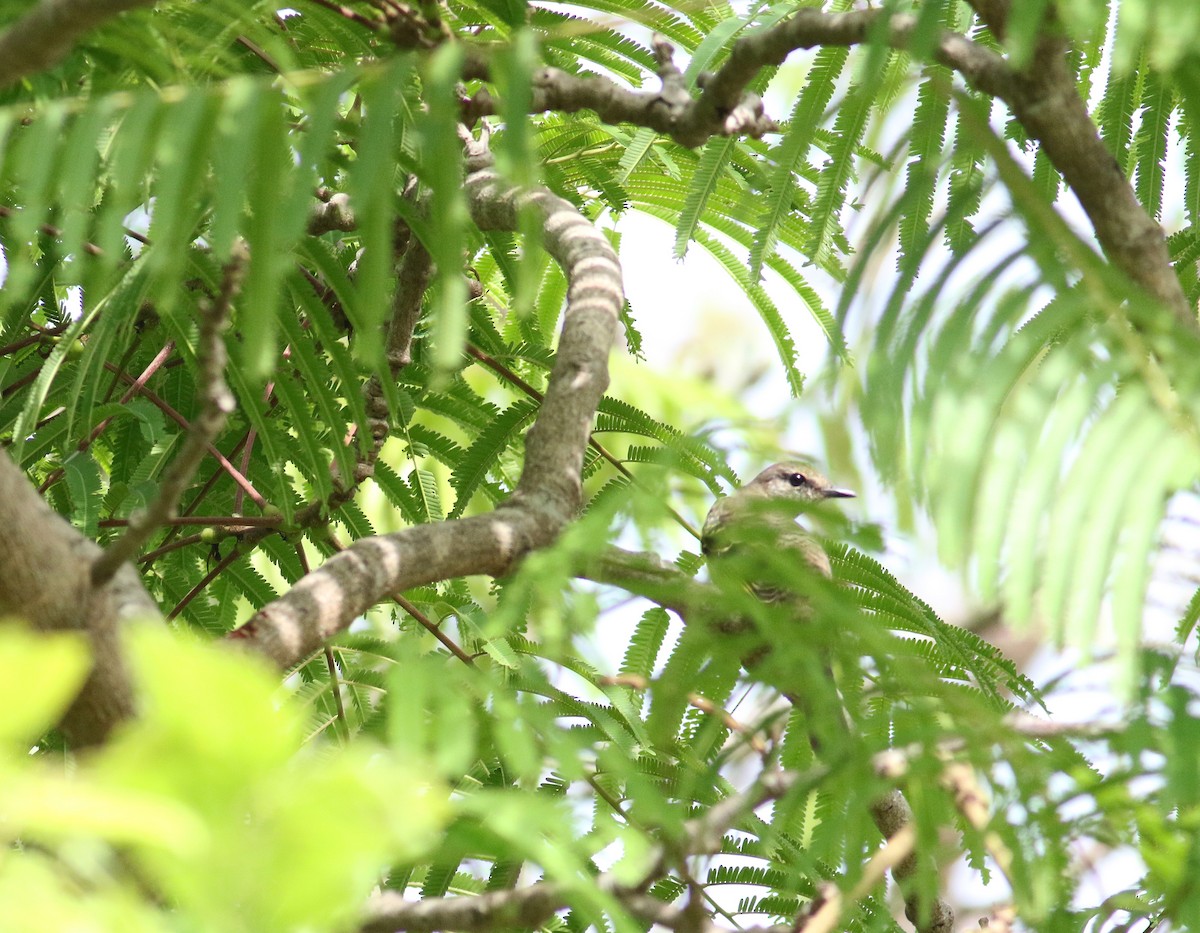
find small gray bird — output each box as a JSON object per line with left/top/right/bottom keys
{"left": 702, "top": 462, "right": 856, "bottom": 738}
{"left": 702, "top": 461, "right": 855, "bottom": 583}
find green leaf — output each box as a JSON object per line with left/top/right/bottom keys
{"left": 750, "top": 45, "right": 849, "bottom": 279}
{"left": 422, "top": 45, "right": 470, "bottom": 380}
{"left": 0, "top": 627, "right": 90, "bottom": 746}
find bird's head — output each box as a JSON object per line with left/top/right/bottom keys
{"left": 702, "top": 461, "right": 855, "bottom": 552}
{"left": 742, "top": 462, "right": 856, "bottom": 509}
{"left": 701, "top": 460, "right": 856, "bottom": 564}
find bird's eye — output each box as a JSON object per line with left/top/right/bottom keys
{"left": 788, "top": 472, "right": 807, "bottom": 487}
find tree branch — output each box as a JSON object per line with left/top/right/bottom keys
{"left": 229, "top": 134, "right": 624, "bottom": 669}
{"left": 758, "top": 5, "right": 1190, "bottom": 323}
{"left": 795, "top": 824, "right": 915, "bottom": 933}
{"left": 461, "top": 36, "right": 775, "bottom": 148}
{"left": 868, "top": 789, "right": 955, "bottom": 933}
{"left": 307, "top": 191, "right": 358, "bottom": 235}
{"left": 101, "top": 361, "right": 267, "bottom": 508}
{"left": 997, "top": 36, "right": 1192, "bottom": 324}
{"left": 0, "top": 450, "right": 161, "bottom": 745}
{"left": 363, "top": 882, "right": 792, "bottom": 933}
{"left": 463, "top": 10, "right": 1012, "bottom": 149}
{"left": 383, "top": 235, "right": 432, "bottom": 370}
{"left": 0, "top": 0, "right": 158, "bottom": 87}
{"left": 360, "top": 768, "right": 811, "bottom": 933}
{"left": 684, "top": 9, "right": 1014, "bottom": 137}
{"left": 964, "top": 0, "right": 1012, "bottom": 39}
{"left": 354, "top": 177, "right": 426, "bottom": 489}
{"left": 362, "top": 882, "right": 572, "bottom": 933}
{"left": 580, "top": 546, "right": 714, "bottom": 618}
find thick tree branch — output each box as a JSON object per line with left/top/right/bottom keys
{"left": 307, "top": 191, "right": 358, "bottom": 235}
{"left": 964, "top": 0, "right": 1012, "bottom": 39}
{"left": 384, "top": 234, "right": 433, "bottom": 370}
{"left": 868, "top": 790, "right": 954, "bottom": 933}
{"left": 998, "top": 39, "right": 1192, "bottom": 324}
{"left": 0, "top": 450, "right": 161, "bottom": 745}
{"left": 362, "top": 883, "right": 568, "bottom": 933}
{"left": 461, "top": 37, "right": 774, "bottom": 147}
{"left": 467, "top": 344, "right": 701, "bottom": 539}
{"left": 686, "top": 9, "right": 1014, "bottom": 135}
{"left": 229, "top": 135, "right": 624, "bottom": 669}
{"left": 366, "top": 885, "right": 794, "bottom": 933}
{"left": 0, "top": 0, "right": 158, "bottom": 87}
{"left": 363, "top": 883, "right": 789, "bottom": 933}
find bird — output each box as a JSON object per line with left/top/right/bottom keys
{"left": 702, "top": 461, "right": 855, "bottom": 583}
{"left": 701, "top": 462, "right": 856, "bottom": 732}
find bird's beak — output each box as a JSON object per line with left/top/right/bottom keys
{"left": 822, "top": 487, "right": 856, "bottom": 499}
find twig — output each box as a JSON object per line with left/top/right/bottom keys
{"left": 92, "top": 246, "right": 245, "bottom": 585}
{"left": 685, "top": 768, "right": 805, "bottom": 855}
{"left": 392, "top": 592, "right": 475, "bottom": 666}
{"left": 100, "top": 361, "right": 266, "bottom": 508}
{"left": 323, "top": 646, "right": 349, "bottom": 740}
{"left": 168, "top": 545, "right": 242, "bottom": 620}
{"left": 0, "top": 369, "right": 38, "bottom": 401}
{"left": 600, "top": 674, "right": 769, "bottom": 755}
{"left": 98, "top": 515, "right": 281, "bottom": 528}
{"left": 0, "top": 316, "right": 72, "bottom": 356}
{"left": 295, "top": 538, "right": 350, "bottom": 741}
{"left": 143, "top": 423, "right": 265, "bottom": 567}
{"left": 137, "top": 532, "right": 204, "bottom": 564}
{"left": 940, "top": 760, "right": 1016, "bottom": 884}
{"left": 39, "top": 340, "right": 175, "bottom": 493}
{"left": 235, "top": 424, "right": 257, "bottom": 514}
{"left": 0, "top": 205, "right": 105, "bottom": 255}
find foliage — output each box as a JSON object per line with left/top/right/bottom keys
{"left": 0, "top": 624, "right": 445, "bottom": 932}
{"left": 2, "top": 0, "right": 1200, "bottom": 930}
